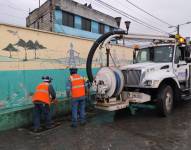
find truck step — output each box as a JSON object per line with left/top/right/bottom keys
{"left": 181, "top": 94, "right": 191, "bottom": 101}
{"left": 181, "top": 88, "right": 191, "bottom": 92}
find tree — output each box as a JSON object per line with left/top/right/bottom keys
{"left": 15, "top": 39, "right": 27, "bottom": 61}
{"left": 34, "top": 41, "right": 46, "bottom": 59}
{"left": 3, "top": 43, "right": 18, "bottom": 58}
{"left": 26, "top": 40, "right": 36, "bottom": 59}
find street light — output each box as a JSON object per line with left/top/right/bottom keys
{"left": 169, "top": 21, "right": 191, "bottom": 35}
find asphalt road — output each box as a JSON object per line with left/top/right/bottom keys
{"left": 1, "top": 101, "right": 191, "bottom": 150}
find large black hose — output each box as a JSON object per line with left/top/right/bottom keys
{"left": 86, "top": 30, "right": 127, "bottom": 82}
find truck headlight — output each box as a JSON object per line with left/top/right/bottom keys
{"left": 144, "top": 80, "right": 160, "bottom": 87}
{"left": 144, "top": 80, "right": 152, "bottom": 86}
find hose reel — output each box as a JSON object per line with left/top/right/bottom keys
{"left": 94, "top": 67, "right": 124, "bottom": 99}
{"left": 86, "top": 30, "right": 127, "bottom": 100}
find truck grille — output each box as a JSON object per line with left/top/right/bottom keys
{"left": 122, "top": 70, "right": 141, "bottom": 86}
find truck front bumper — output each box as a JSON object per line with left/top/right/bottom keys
{"left": 126, "top": 92, "right": 151, "bottom": 103}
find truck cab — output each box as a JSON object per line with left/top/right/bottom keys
{"left": 121, "top": 39, "right": 191, "bottom": 116}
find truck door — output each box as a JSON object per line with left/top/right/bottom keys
{"left": 174, "top": 46, "right": 189, "bottom": 85}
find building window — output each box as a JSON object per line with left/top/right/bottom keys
{"left": 37, "top": 22, "right": 40, "bottom": 29}
{"left": 82, "top": 17, "right": 91, "bottom": 32}
{"left": 41, "top": 16, "right": 43, "bottom": 23}
{"left": 91, "top": 21, "right": 99, "bottom": 33}
{"left": 110, "top": 26, "right": 114, "bottom": 32}
{"left": 99, "top": 23, "right": 105, "bottom": 34}
{"left": 105, "top": 25, "right": 110, "bottom": 33}
{"left": 74, "top": 16, "right": 82, "bottom": 29}
{"left": 62, "top": 11, "right": 74, "bottom": 27}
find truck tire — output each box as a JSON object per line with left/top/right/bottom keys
{"left": 157, "top": 84, "right": 173, "bottom": 117}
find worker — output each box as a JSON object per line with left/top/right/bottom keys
{"left": 66, "top": 68, "right": 86, "bottom": 128}
{"left": 32, "top": 76, "right": 56, "bottom": 132}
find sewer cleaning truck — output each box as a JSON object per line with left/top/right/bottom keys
{"left": 86, "top": 30, "right": 191, "bottom": 117}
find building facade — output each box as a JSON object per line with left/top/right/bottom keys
{"left": 26, "top": 0, "right": 119, "bottom": 39}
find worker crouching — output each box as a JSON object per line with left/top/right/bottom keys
{"left": 66, "top": 68, "right": 86, "bottom": 128}
{"left": 32, "top": 76, "right": 56, "bottom": 132}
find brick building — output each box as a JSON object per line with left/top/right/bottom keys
{"left": 26, "top": 0, "right": 119, "bottom": 39}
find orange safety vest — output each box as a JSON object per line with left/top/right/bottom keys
{"left": 32, "top": 82, "right": 50, "bottom": 105}
{"left": 70, "top": 74, "right": 85, "bottom": 99}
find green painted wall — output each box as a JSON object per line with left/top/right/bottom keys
{"left": 0, "top": 68, "right": 98, "bottom": 131}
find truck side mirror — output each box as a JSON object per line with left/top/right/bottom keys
{"left": 133, "top": 48, "right": 139, "bottom": 63}
{"left": 185, "top": 57, "right": 191, "bottom": 63}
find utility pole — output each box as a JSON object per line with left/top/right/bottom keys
{"left": 169, "top": 21, "right": 191, "bottom": 35}
{"left": 177, "top": 24, "right": 179, "bottom": 35}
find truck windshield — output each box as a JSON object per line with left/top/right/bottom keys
{"left": 135, "top": 45, "right": 174, "bottom": 63}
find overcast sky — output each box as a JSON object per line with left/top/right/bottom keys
{"left": 0, "top": 0, "right": 191, "bottom": 37}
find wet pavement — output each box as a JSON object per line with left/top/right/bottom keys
{"left": 1, "top": 101, "right": 191, "bottom": 150}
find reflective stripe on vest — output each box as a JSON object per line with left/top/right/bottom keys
{"left": 70, "top": 74, "right": 85, "bottom": 98}
{"left": 70, "top": 76, "right": 83, "bottom": 81}
{"left": 35, "top": 89, "right": 49, "bottom": 93}
{"left": 32, "top": 82, "right": 50, "bottom": 105}
{"left": 72, "top": 85, "right": 85, "bottom": 89}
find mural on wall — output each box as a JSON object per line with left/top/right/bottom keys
{"left": 2, "top": 39, "right": 47, "bottom": 61}
{"left": 0, "top": 25, "right": 133, "bottom": 110}
{"left": 3, "top": 43, "right": 18, "bottom": 58}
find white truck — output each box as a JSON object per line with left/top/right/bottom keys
{"left": 86, "top": 31, "right": 191, "bottom": 117}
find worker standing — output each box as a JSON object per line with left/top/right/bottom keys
{"left": 66, "top": 68, "right": 86, "bottom": 128}
{"left": 32, "top": 76, "right": 56, "bottom": 132}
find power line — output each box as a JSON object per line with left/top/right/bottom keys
{"left": 112, "top": 0, "right": 172, "bottom": 32}
{"left": 94, "top": 0, "right": 169, "bottom": 34}
{"left": 124, "top": 0, "right": 172, "bottom": 27}
{"left": 94, "top": 0, "right": 170, "bottom": 35}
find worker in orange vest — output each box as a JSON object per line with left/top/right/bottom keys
{"left": 32, "top": 76, "right": 56, "bottom": 132}
{"left": 66, "top": 68, "right": 86, "bottom": 128}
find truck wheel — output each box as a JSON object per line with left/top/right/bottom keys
{"left": 157, "top": 84, "right": 173, "bottom": 117}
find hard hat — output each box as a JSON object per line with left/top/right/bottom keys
{"left": 69, "top": 68, "right": 78, "bottom": 74}
{"left": 42, "top": 76, "right": 53, "bottom": 82}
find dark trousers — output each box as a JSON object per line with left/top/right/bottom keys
{"left": 72, "top": 99, "right": 86, "bottom": 126}
{"left": 33, "top": 103, "right": 51, "bottom": 129}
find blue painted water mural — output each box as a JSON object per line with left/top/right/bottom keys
{"left": 0, "top": 68, "right": 99, "bottom": 110}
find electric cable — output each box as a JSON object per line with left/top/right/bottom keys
{"left": 94, "top": 0, "right": 170, "bottom": 35}
{"left": 125, "top": 0, "right": 173, "bottom": 27}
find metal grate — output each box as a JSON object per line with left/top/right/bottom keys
{"left": 123, "top": 70, "right": 141, "bottom": 86}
